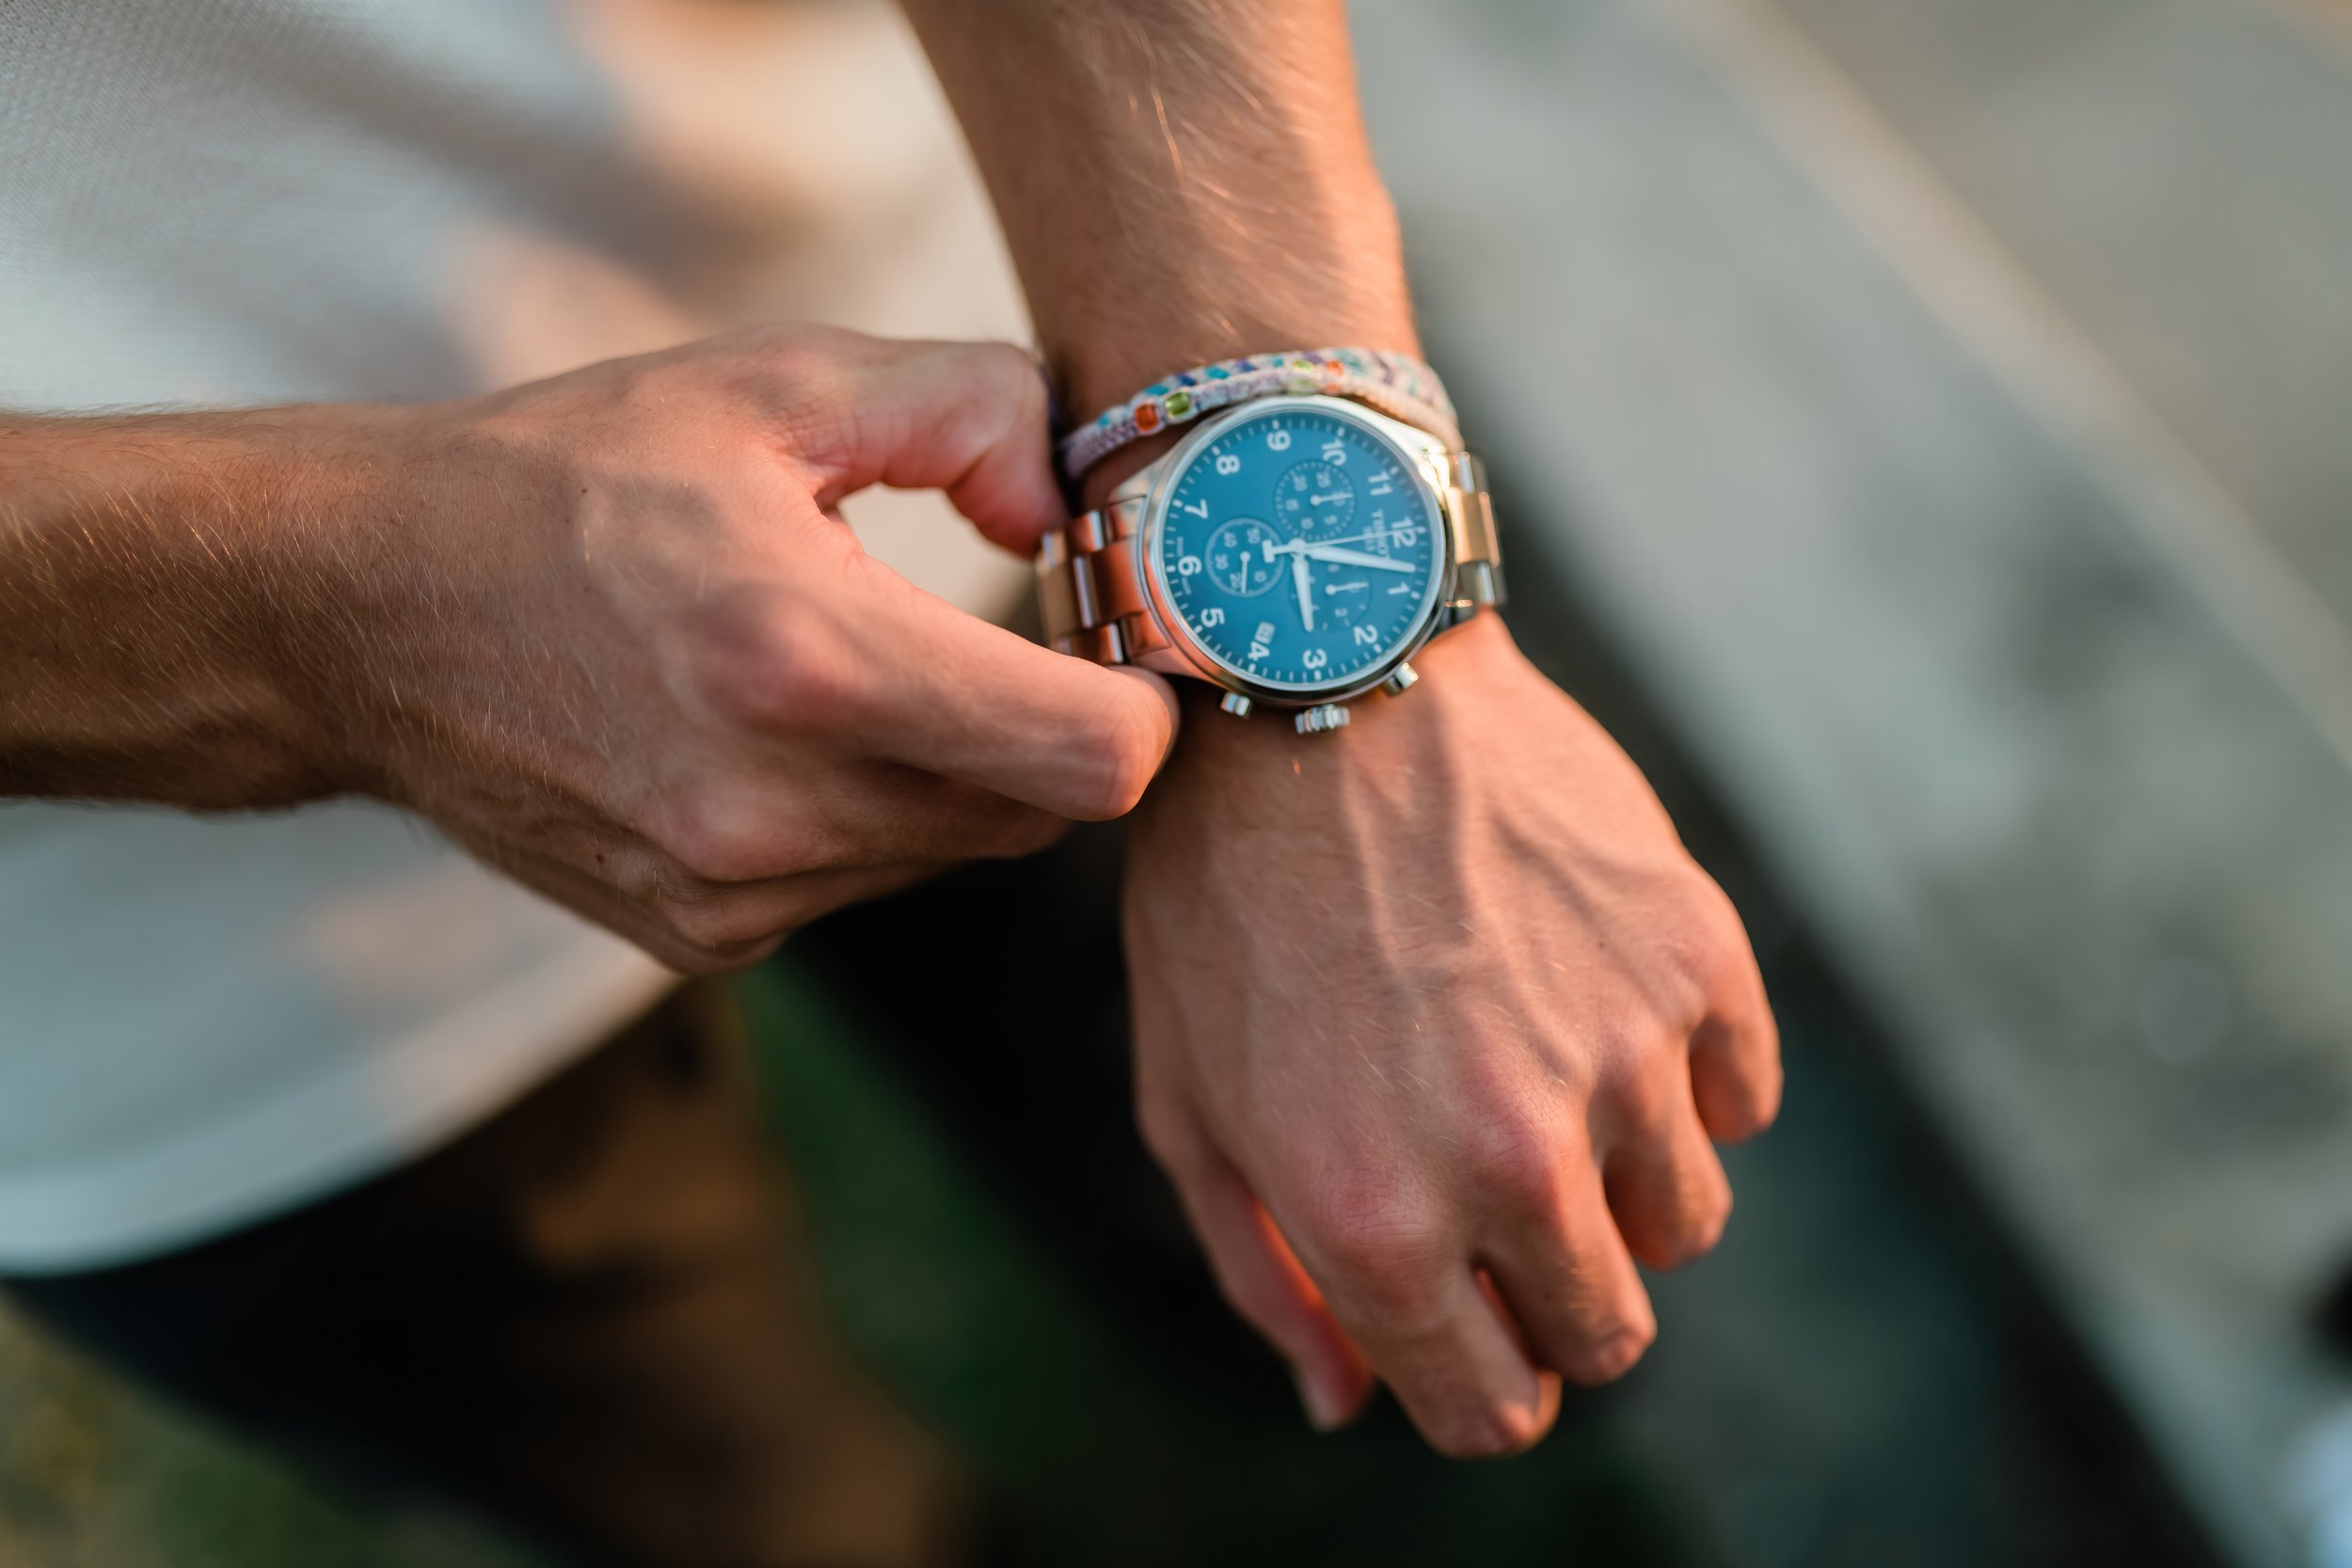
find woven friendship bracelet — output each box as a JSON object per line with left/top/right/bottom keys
{"left": 1057, "top": 347, "right": 1461, "bottom": 484}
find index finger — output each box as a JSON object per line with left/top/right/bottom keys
{"left": 776, "top": 329, "right": 1067, "bottom": 554}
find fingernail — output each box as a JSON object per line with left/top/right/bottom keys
{"left": 1295, "top": 1368, "right": 1348, "bottom": 1433}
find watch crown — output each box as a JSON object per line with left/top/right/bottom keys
{"left": 1295, "top": 703, "right": 1352, "bottom": 736}
{"left": 1218, "top": 692, "right": 1254, "bottom": 720}
{"left": 1380, "top": 662, "right": 1421, "bottom": 697}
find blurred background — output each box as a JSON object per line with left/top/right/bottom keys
{"left": 7, "top": 0, "right": 2352, "bottom": 1563}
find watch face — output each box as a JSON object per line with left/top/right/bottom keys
{"left": 1150, "top": 402, "right": 1446, "bottom": 696}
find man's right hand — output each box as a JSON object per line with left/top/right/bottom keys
{"left": 0, "top": 326, "right": 1179, "bottom": 973}
{"left": 348, "top": 327, "right": 1185, "bottom": 972}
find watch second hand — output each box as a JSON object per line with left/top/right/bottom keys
{"left": 1280, "top": 523, "right": 1419, "bottom": 551}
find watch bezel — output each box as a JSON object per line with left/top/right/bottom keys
{"left": 1133, "top": 395, "right": 1454, "bottom": 707}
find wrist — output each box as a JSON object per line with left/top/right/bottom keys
{"left": 235, "top": 403, "right": 434, "bottom": 800}
{"left": 1149, "top": 610, "right": 1518, "bottom": 785}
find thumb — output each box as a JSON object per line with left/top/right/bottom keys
{"left": 833, "top": 549, "right": 1183, "bottom": 821}
{"left": 782, "top": 330, "right": 1065, "bottom": 554}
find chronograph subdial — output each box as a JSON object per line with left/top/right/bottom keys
{"left": 1202, "top": 516, "right": 1283, "bottom": 596}
{"left": 1276, "top": 460, "right": 1355, "bottom": 538}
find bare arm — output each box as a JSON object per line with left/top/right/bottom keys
{"left": 901, "top": 0, "right": 1416, "bottom": 439}
{"left": 0, "top": 408, "right": 378, "bottom": 806}
{"left": 0, "top": 331, "right": 1176, "bottom": 970}
{"left": 907, "top": 0, "right": 1783, "bottom": 1456}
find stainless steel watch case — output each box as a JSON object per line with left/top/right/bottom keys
{"left": 1038, "top": 394, "right": 1504, "bottom": 712}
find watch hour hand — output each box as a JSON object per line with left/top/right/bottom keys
{"left": 1292, "top": 552, "right": 1316, "bottom": 632}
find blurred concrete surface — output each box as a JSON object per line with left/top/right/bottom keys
{"left": 1352, "top": 0, "right": 2352, "bottom": 1561}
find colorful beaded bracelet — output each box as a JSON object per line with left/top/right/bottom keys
{"left": 1057, "top": 347, "right": 1460, "bottom": 483}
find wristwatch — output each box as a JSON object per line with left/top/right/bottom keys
{"left": 1037, "top": 369, "right": 1504, "bottom": 736}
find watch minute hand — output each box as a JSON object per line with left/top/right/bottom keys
{"left": 1298, "top": 543, "right": 1417, "bottom": 574}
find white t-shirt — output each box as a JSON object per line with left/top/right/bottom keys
{"left": 0, "top": 0, "right": 1030, "bottom": 1272}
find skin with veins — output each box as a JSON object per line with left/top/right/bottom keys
{"left": 908, "top": 0, "right": 1782, "bottom": 1460}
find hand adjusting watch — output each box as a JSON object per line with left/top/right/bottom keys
{"left": 1036, "top": 349, "right": 1504, "bottom": 735}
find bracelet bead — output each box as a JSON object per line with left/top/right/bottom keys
{"left": 1057, "top": 347, "right": 1460, "bottom": 483}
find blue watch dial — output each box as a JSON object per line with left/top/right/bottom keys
{"left": 1154, "top": 404, "right": 1446, "bottom": 694}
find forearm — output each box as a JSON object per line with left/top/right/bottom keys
{"left": 0, "top": 407, "right": 382, "bottom": 806}
{"left": 901, "top": 0, "right": 1418, "bottom": 428}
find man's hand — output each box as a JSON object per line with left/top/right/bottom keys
{"left": 0, "top": 327, "right": 1179, "bottom": 972}
{"left": 1123, "top": 615, "right": 1780, "bottom": 1454}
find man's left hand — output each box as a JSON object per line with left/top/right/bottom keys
{"left": 1120, "top": 613, "right": 1781, "bottom": 1455}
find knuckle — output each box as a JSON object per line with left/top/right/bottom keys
{"left": 1432, "top": 1399, "right": 1549, "bottom": 1461}
{"left": 1716, "top": 1087, "right": 1780, "bottom": 1145}
{"left": 1467, "top": 1114, "right": 1566, "bottom": 1216}
{"left": 1563, "top": 1320, "right": 1656, "bottom": 1388}
{"left": 758, "top": 330, "right": 883, "bottom": 466}
{"left": 1573, "top": 1003, "right": 1677, "bottom": 1095}
{"left": 657, "top": 795, "right": 764, "bottom": 885}
{"left": 655, "top": 790, "right": 831, "bottom": 885}
{"left": 754, "top": 323, "right": 858, "bottom": 392}
{"left": 654, "top": 886, "right": 734, "bottom": 955}
{"left": 1306, "top": 1177, "right": 1448, "bottom": 1313}
{"left": 1684, "top": 1186, "right": 1733, "bottom": 1256}
{"left": 743, "top": 319, "right": 830, "bottom": 364}
{"left": 652, "top": 881, "right": 793, "bottom": 962}
{"left": 1605, "top": 1055, "right": 1690, "bottom": 1140}
{"left": 1647, "top": 1182, "right": 1732, "bottom": 1269}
